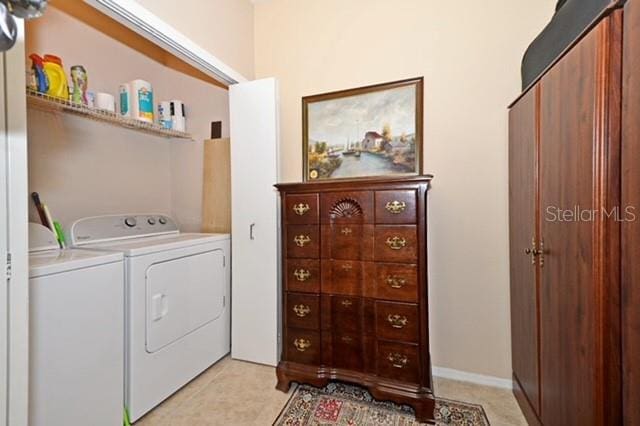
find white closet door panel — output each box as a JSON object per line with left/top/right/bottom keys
{"left": 230, "top": 78, "right": 280, "bottom": 366}
{"left": 4, "top": 21, "right": 28, "bottom": 426}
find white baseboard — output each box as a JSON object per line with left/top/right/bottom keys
{"left": 432, "top": 366, "right": 513, "bottom": 390}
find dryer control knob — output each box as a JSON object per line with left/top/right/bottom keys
{"left": 124, "top": 217, "right": 137, "bottom": 228}
{"left": 147, "top": 218, "right": 156, "bottom": 225}
{"left": 158, "top": 217, "right": 167, "bottom": 225}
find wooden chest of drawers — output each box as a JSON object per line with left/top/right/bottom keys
{"left": 275, "top": 176, "right": 435, "bottom": 423}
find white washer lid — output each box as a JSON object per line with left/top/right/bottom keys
{"left": 29, "top": 249, "right": 123, "bottom": 278}
{"left": 29, "top": 222, "right": 59, "bottom": 252}
{"left": 80, "top": 233, "right": 230, "bottom": 257}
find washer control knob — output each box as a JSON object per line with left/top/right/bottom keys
{"left": 124, "top": 217, "right": 137, "bottom": 228}
{"left": 158, "top": 217, "right": 167, "bottom": 225}
{"left": 147, "top": 217, "right": 156, "bottom": 225}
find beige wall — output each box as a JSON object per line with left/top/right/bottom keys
{"left": 26, "top": 7, "right": 229, "bottom": 231}
{"left": 136, "top": 0, "right": 255, "bottom": 79}
{"left": 255, "top": 0, "right": 555, "bottom": 379}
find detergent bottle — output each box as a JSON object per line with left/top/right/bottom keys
{"left": 29, "top": 54, "right": 48, "bottom": 93}
{"left": 43, "top": 54, "right": 69, "bottom": 100}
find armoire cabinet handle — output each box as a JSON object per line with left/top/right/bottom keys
{"left": 249, "top": 223, "right": 255, "bottom": 240}
{"left": 525, "top": 238, "right": 545, "bottom": 266}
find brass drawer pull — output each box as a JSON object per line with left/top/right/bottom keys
{"left": 341, "top": 299, "right": 353, "bottom": 307}
{"left": 387, "top": 314, "right": 408, "bottom": 328}
{"left": 293, "top": 203, "right": 310, "bottom": 216}
{"left": 341, "top": 336, "right": 353, "bottom": 343}
{"left": 385, "top": 201, "right": 407, "bottom": 214}
{"left": 293, "top": 269, "right": 311, "bottom": 282}
{"left": 385, "top": 236, "right": 407, "bottom": 250}
{"left": 341, "top": 227, "right": 353, "bottom": 236}
{"left": 387, "top": 352, "right": 409, "bottom": 368}
{"left": 341, "top": 263, "right": 353, "bottom": 271}
{"left": 294, "top": 338, "right": 311, "bottom": 352}
{"left": 293, "top": 304, "right": 311, "bottom": 317}
{"left": 386, "top": 276, "right": 406, "bottom": 289}
{"left": 294, "top": 235, "right": 311, "bottom": 247}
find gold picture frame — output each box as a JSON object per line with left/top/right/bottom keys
{"left": 302, "top": 77, "right": 423, "bottom": 181}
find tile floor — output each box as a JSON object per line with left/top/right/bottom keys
{"left": 135, "top": 356, "right": 526, "bottom": 426}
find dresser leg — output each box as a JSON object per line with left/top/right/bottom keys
{"left": 412, "top": 398, "right": 436, "bottom": 424}
{"left": 275, "top": 367, "right": 292, "bottom": 392}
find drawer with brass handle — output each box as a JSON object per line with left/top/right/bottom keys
{"left": 294, "top": 338, "right": 311, "bottom": 351}
{"left": 294, "top": 269, "right": 311, "bottom": 282}
{"left": 385, "top": 236, "right": 407, "bottom": 250}
{"left": 332, "top": 332, "right": 363, "bottom": 371}
{"left": 287, "top": 225, "right": 319, "bottom": 259}
{"left": 293, "top": 203, "right": 310, "bottom": 216}
{"left": 386, "top": 276, "right": 406, "bottom": 289}
{"left": 286, "top": 329, "right": 320, "bottom": 365}
{"left": 375, "top": 301, "right": 418, "bottom": 342}
{"left": 387, "top": 352, "right": 409, "bottom": 368}
{"left": 375, "top": 190, "right": 417, "bottom": 224}
{"left": 377, "top": 341, "right": 419, "bottom": 384}
{"left": 341, "top": 227, "right": 353, "bottom": 236}
{"left": 326, "top": 224, "right": 372, "bottom": 261}
{"left": 341, "top": 263, "right": 353, "bottom": 271}
{"left": 387, "top": 314, "right": 409, "bottom": 329}
{"left": 286, "top": 260, "right": 320, "bottom": 294}
{"left": 375, "top": 226, "right": 417, "bottom": 263}
{"left": 286, "top": 293, "right": 319, "bottom": 330}
{"left": 385, "top": 201, "right": 407, "bottom": 214}
{"left": 324, "top": 260, "right": 363, "bottom": 296}
{"left": 293, "top": 304, "right": 311, "bottom": 317}
{"left": 294, "top": 235, "right": 311, "bottom": 247}
{"left": 331, "top": 296, "right": 361, "bottom": 333}
{"left": 367, "top": 263, "right": 418, "bottom": 302}
{"left": 285, "top": 194, "right": 319, "bottom": 224}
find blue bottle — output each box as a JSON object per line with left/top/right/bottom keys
{"left": 29, "top": 54, "right": 49, "bottom": 93}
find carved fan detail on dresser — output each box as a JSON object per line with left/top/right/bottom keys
{"left": 329, "top": 199, "right": 363, "bottom": 219}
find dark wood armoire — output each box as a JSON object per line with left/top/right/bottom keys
{"left": 509, "top": 0, "right": 640, "bottom": 424}
{"left": 274, "top": 176, "right": 435, "bottom": 423}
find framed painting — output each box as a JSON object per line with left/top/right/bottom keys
{"left": 302, "top": 77, "right": 423, "bottom": 181}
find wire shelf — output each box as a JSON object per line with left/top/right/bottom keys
{"left": 26, "top": 89, "right": 194, "bottom": 141}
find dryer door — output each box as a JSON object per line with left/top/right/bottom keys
{"left": 146, "top": 249, "right": 225, "bottom": 353}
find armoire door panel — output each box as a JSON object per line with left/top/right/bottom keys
{"left": 538, "top": 14, "right": 621, "bottom": 425}
{"left": 622, "top": 1, "right": 640, "bottom": 424}
{"left": 508, "top": 86, "right": 540, "bottom": 417}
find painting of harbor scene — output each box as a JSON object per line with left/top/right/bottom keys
{"left": 303, "top": 78, "right": 422, "bottom": 181}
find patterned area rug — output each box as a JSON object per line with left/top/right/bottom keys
{"left": 273, "top": 383, "right": 490, "bottom": 425}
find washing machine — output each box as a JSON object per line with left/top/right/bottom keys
{"left": 70, "top": 214, "right": 231, "bottom": 422}
{"left": 28, "top": 223, "right": 124, "bottom": 426}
